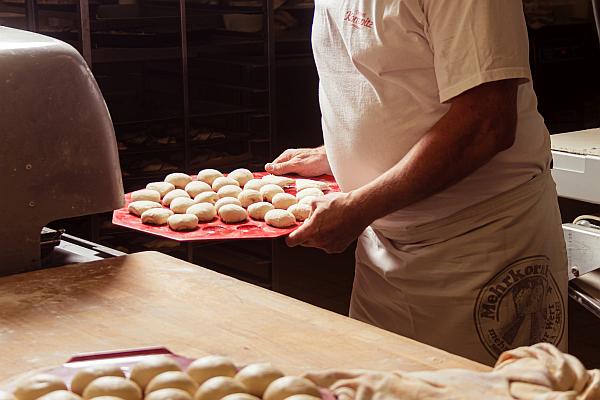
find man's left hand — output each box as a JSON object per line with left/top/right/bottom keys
{"left": 286, "top": 192, "right": 369, "bottom": 254}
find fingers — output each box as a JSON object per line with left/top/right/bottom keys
{"left": 273, "top": 149, "right": 297, "bottom": 163}
{"left": 265, "top": 160, "right": 298, "bottom": 175}
{"left": 286, "top": 220, "right": 312, "bottom": 247}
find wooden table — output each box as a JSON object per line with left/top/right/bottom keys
{"left": 0, "top": 252, "right": 488, "bottom": 384}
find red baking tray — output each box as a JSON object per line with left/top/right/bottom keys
{"left": 2, "top": 347, "right": 335, "bottom": 399}
{"left": 112, "top": 173, "right": 339, "bottom": 242}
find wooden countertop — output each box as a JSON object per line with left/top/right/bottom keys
{"left": 0, "top": 251, "right": 488, "bottom": 383}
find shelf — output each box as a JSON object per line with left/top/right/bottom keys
{"left": 191, "top": 80, "right": 268, "bottom": 93}
{"left": 188, "top": 101, "right": 258, "bottom": 118}
{"left": 92, "top": 46, "right": 182, "bottom": 63}
{"left": 119, "top": 144, "right": 184, "bottom": 156}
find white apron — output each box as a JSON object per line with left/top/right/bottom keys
{"left": 350, "top": 171, "right": 568, "bottom": 365}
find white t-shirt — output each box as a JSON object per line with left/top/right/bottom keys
{"left": 312, "top": 0, "right": 551, "bottom": 229}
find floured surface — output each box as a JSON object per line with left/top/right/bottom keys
{"left": 551, "top": 128, "right": 600, "bottom": 156}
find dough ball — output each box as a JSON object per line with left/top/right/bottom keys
{"left": 237, "top": 190, "right": 262, "bottom": 208}
{"left": 295, "top": 179, "right": 329, "bottom": 192}
{"left": 215, "top": 197, "right": 242, "bottom": 212}
{"left": 187, "top": 356, "right": 237, "bottom": 386}
{"left": 261, "top": 175, "right": 295, "bottom": 188}
{"left": 283, "top": 396, "right": 321, "bottom": 400}
{"left": 131, "top": 189, "right": 160, "bottom": 203}
{"left": 146, "top": 372, "right": 197, "bottom": 396}
{"left": 170, "top": 197, "right": 197, "bottom": 214}
{"left": 145, "top": 389, "right": 191, "bottom": 400}
{"left": 263, "top": 377, "right": 320, "bottom": 400}
{"left": 194, "top": 377, "right": 247, "bottom": 400}
{"left": 221, "top": 395, "right": 259, "bottom": 400}
{"left": 162, "top": 189, "right": 191, "bottom": 207}
{"left": 234, "top": 364, "right": 284, "bottom": 398}
{"left": 13, "top": 375, "right": 67, "bottom": 400}
{"left": 130, "top": 356, "right": 182, "bottom": 391}
{"left": 185, "top": 181, "right": 212, "bottom": 198}
{"left": 197, "top": 169, "right": 223, "bottom": 186}
{"left": 227, "top": 169, "right": 254, "bottom": 187}
{"left": 147, "top": 182, "right": 176, "bottom": 198}
{"left": 298, "top": 196, "right": 317, "bottom": 206}
{"left": 194, "top": 191, "right": 219, "bottom": 205}
{"left": 212, "top": 177, "right": 240, "bottom": 192}
{"left": 247, "top": 202, "right": 274, "bottom": 221}
{"left": 87, "top": 397, "right": 124, "bottom": 400}
{"left": 217, "top": 185, "right": 243, "bottom": 199}
{"left": 186, "top": 203, "right": 217, "bottom": 223}
{"left": 287, "top": 204, "right": 311, "bottom": 222}
{"left": 296, "top": 188, "right": 323, "bottom": 200}
{"left": 37, "top": 391, "right": 82, "bottom": 400}
{"left": 271, "top": 193, "right": 297, "bottom": 210}
{"left": 165, "top": 173, "right": 193, "bottom": 189}
{"left": 141, "top": 208, "right": 174, "bottom": 226}
{"left": 264, "top": 210, "right": 296, "bottom": 228}
{"left": 259, "top": 184, "right": 284, "bottom": 203}
{"left": 168, "top": 214, "right": 199, "bottom": 231}
{"left": 82, "top": 377, "right": 141, "bottom": 400}
{"left": 218, "top": 204, "right": 248, "bottom": 224}
{"left": 0, "top": 391, "right": 15, "bottom": 400}
{"left": 128, "top": 201, "right": 162, "bottom": 217}
{"left": 71, "top": 366, "right": 125, "bottom": 395}
{"left": 243, "top": 179, "right": 266, "bottom": 191}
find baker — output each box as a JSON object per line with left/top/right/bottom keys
{"left": 265, "top": 0, "right": 568, "bottom": 365}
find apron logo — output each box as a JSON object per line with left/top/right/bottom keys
{"left": 474, "top": 256, "right": 565, "bottom": 359}
{"left": 344, "top": 10, "right": 373, "bottom": 30}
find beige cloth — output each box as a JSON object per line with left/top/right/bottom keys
{"left": 350, "top": 170, "right": 568, "bottom": 365}
{"left": 313, "top": 0, "right": 549, "bottom": 228}
{"left": 306, "top": 344, "right": 600, "bottom": 400}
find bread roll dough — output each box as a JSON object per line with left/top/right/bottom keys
{"left": 186, "top": 203, "right": 217, "bottom": 223}
{"left": 197, "top": 169, "right": 223, "bottom": 186}
{"left": 271, "top": 193, "right": 297, "bottom": 210}
{"left": 13, "top": 375, "right": 67, "bottom": 400}
{"left": 234, "top": 364, "right": 284, "bottom": 397}
{"left": 37, "top": 391, "right": 82, "bottom": 400}
{"left": 170, "top": 197, "right": 197, "bottom": 214}
{"left": 237, "top": 190, "right": 262, "bottom": 208}
{"left": 259, "top": 185, "right": 284, "bottom": 203}
{"left": 130, "top": 356, "right": 182, "bottom": 390}
{"left": 165, "top": 173, "right": 193, "bottom": 189}
{"left": 194, "top": 377, "right": 247, "bottom": 400}
{"left": 146, "top": 372, "right": 197, "bottom": 396}
{"left": 212, "top": 177, "right": 240, "bottom": 192}
{"left": 146, "top": 182, "right": 176, "bottom": 198}
{"left": 162, "top": 189, "right": 191, "bottom": 207}
{"left": 264, "top": 210, "right": 296, "bottom": 228}
{"left": 227, "top": 169, "right": 254, "bottom": 187}
{"left": 186, "top": 356, "right": 237, "bottom": 386}
{"left": 194, "top": 191, "right": 219, "bottom": 205}
{"left": 82, "top": 377, "right": 141, "bottom": 400}
{"left": 215, "top": 197, "right": 242, "bottom": 212}
{"left": 128, "top": 201, "right": 162, "bottom": 217}
{"left": 221, "top": 395, "right": 259, "bottom": 400}
{"left": 185, "top": 181, "right": 212, "bottom": 198}
{"left": 298, "top": 196, "right": 317, "bottom": 206}
{"left": 131, "top": 189, "right": 160, "bottom": 203}
{"left": 168, "top": 214, "right": 199, "bottom": 231}
{"left": 218, "top": 204, "right": 247, "bottom": 224}
{"left": 87, "top": 397, "right": 124, "bottom": 400}
{"left": 295, "top": 179, "right": 329, "bottom": 192}
{"left": 145, "top": 389, "right": 191, "bottom": 400}
{"left": 71, "top": 366, "right": 125, "bottom": 395}
{"left": 283, "top": 395, "right": 321, "bottom": 400}
{"left": 141, "top": 208, "right": 174, "bottom": 226}
{"left": 243, "top": 179, "right": 266, "bottom": 192}
{"left": 263, "top": 377, "right": 320, "bottom": 400}
{"left": 247, "top": 202, "right": 274, "bottom": 221}
{"left": 287, "top": 204, "right": 311, "bottom": 222}
{"left": 261, "top": 175, "right": 294, "bottom": 187}
{"left": 296, "top": 188, "right": 324, "bottom": 200}
{"left": 0, "top": 391, "right": 15, "bottom": 400}
{"left": 217, "top": 185, "right": 243, "bottom": 199}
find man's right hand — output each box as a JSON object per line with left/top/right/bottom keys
{"left": 265, "top": 146, "right": 332, "bottom": 177}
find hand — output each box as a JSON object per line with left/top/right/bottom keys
{"left": 265, "top": 147, "right": 332, "bottom": 177}
{"left": 286, "top": 192, "right": 370, "bottom": 254}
